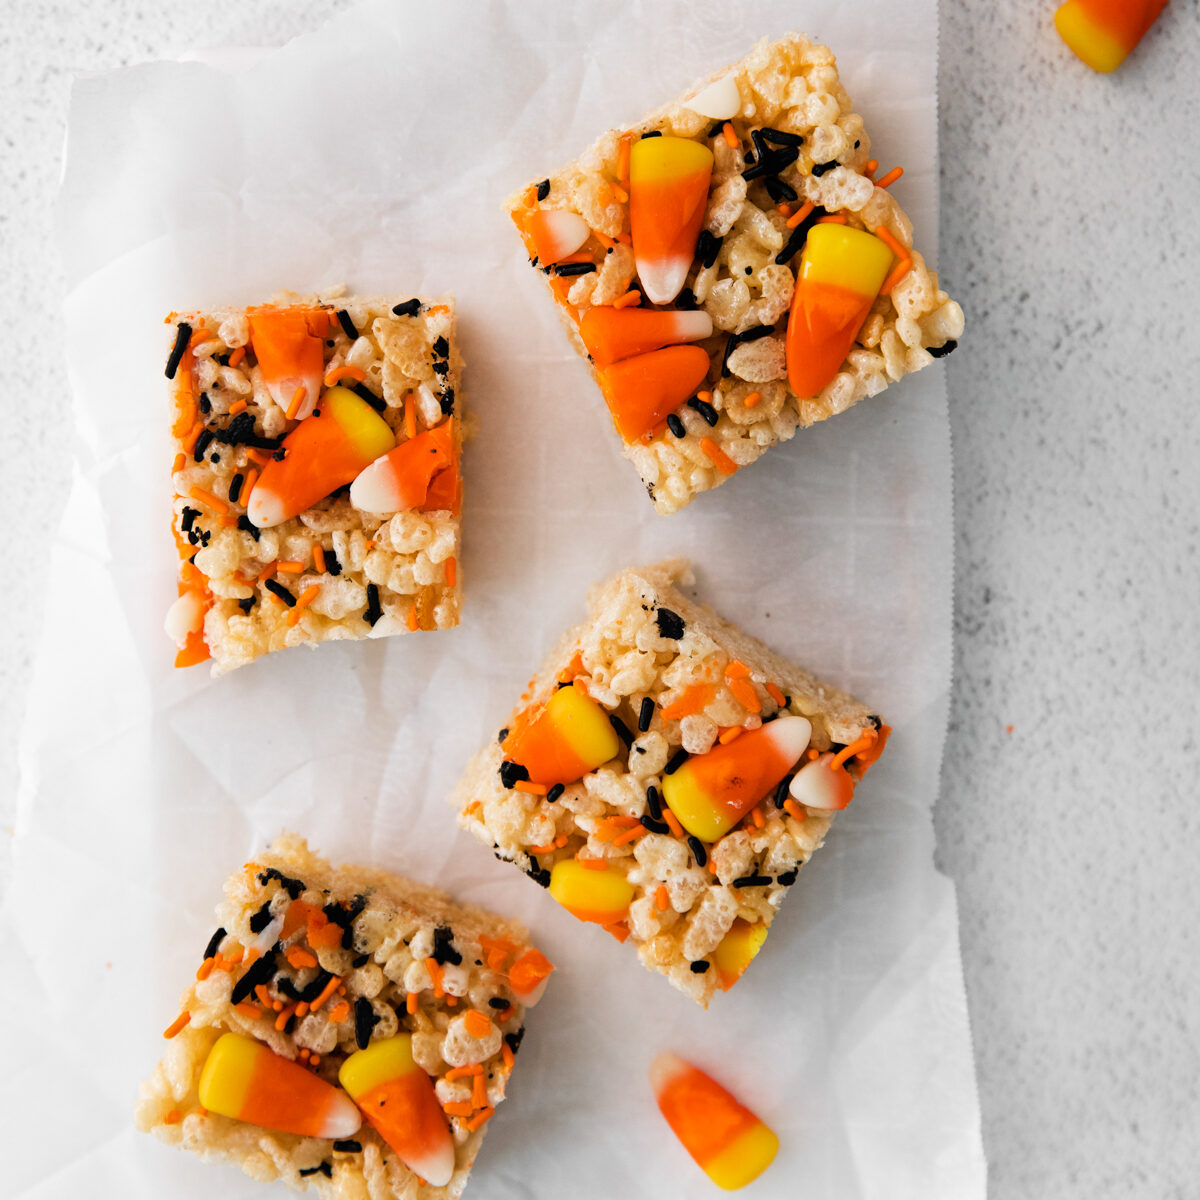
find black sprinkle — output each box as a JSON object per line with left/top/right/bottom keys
{"left": 192, "top": 428, "right": 214, "bottom": 463}
{"left": 165, "top": 322, "right": 191, "bottom": 379}
{"left": 364, "top": 583, "right": 382, "bottom": 627}
{"left": 773, "top": 777, "right": 793, "bottom": 809}
{"left": 198, "top": 393, "right": 212, "bottom": 415}
{"left": 499, "top": 760, "right": 530, "bottom": 789}
{"left": 230, "top": 949, "right": 277, "bottom": 1006}
{"left": 690, "top": 960, "right": 710, "bottom": 974}
{"left": 640, "top": 129, "right": 662, "bottom": 138}
{"left": 696, "top": 229, "right": 722, "bottom": 269}
{"left": 546, "top": 783, "right": 565, "bottom": 804}
{"left": 536, "top": 179, "right": 551, "bottom": 201}
{"left": 354, "top": 998, "right": 380, "bottom": 1049}
{"left": 761, "top": 127, "right": 805, "bottom": 148}
{"left": 527, "top": 861, "right": 552, "bottom": 888}
{"left": 749, "top": 127, "right": 769, "bottom": 164}
{"left": 505, "top": 1028, "right": 526, "bottom": 1055}
{"left": 439, "top": 387, "right": 455, "bottom": 416}
{"left": 279, "top": 969, "right": 332, "bottom": 1004}
{"left": 347, "top": 380, "right": 386, "bottom": 412}
{"left": 734, "top": 325, "right": 773, "bottom": 344}
{"left": 432, "top": 359, "right": 449, "bottom": 377}
{"left": 609, "top": 714, "right": 634, "bottom": 748}
{"left": 325, "top": 549, "right": 342, "bottom": 576}
{"left": 214, "top": 411, "right": 283, "bottom": 452}
{"left": 333, "top": 1140, "right": 362, "bottom": 1154}
{"left": 432, "top": 335, "right": 449, "bottom": 358}
{"left": 646, "top": 785, "right": 663, "bottom": 821}
{"left": 675, "top": 287, "right": 697, "bottom": 310}
{"left": 764, "top": 175, "right": 798, "bottom": 204}
{"left": 299, "top": 1162, "right": 332, "bottom": 1178}
{"left": 638, "top": 697, "right": 654, "bottom": 733}
{"left": 265, "top": 579, "right": 296, "bottom": 608}
{"left": 432, "top": 925, "right": 463, "bottom": 966}
{"left": 687, "top": 836, "right": 708, "bottom": 867}
{"left": 227, "top": 473, "right": 244, "bottom": 504}
{"left": 351, "top": 954, "right": 370, "bottom": 968}
{"left": 498, "top": 727, "right": 509, "bottom": 744}
{"left": 664, "top": 748, "right": 688, "bottom": 775}
{"left": 666, "top": 412, "right": 686, "bottom": 438}
{"left": 720, "top": 335, "right": 736, "bottom": 377}
{"left": 214, "top": 352, "right": 230, "bottom": 366}
{"left": 775, "top": 205, "right": 827, "bottom": 265}
{"left": 640, "top": 815, "right": 669, "bottom": 835}
{"left": 248, "top": 901, "right": 274, "bottom": 933}
{"left": 554, "top": 261, "right": 596, "bottom": 277}
{"left": 732, "top": 874, "right": 773, "bottom": 888}
{"left": 811, "top": 159, "right": 839, "bottom": 177}
{"left": 488, "top": 996, "right": 510, "bottom": 1010}
{"left": 854, "top": 139, "right": 861, "bottom": 149}
{"left": 180, "top": 506, "right": 200, "bottom": 533}
{"left": 866, "top": 714, "right": 882, "bottom": 730}
{"left": 322, "top": 894, "right": 368, "bottom": 949}
{"left": 334, "top": 308, "right": 358, "bottom": 340}
{"left": 656, "top": 608, "right": 685, "bottom": 640}
{"left": 257, "top": 868, "right": 305, "bottom": 899}
{"left": 688, "top": 396, "right": 719, "bottom": 427}
{"left": 707, "top": 121, "right": 726, "bottom": 138}
{"left": 928, "top": 340, "right": 958, "bottom": 359}
{"left": 742, "top": 143, "right": 798, "bottom": 182}
{"left": 392, "top": 299, "right": 420, "bottom": 317}
{"left": 203, "top": 927, "right": 227, "bottom": 960}
{"left": 777, "top": 869, "right": 799, "bottom": 886}
{"left": 236, "top": 515, "right": 261, "bottom": 541}
{"left": 237, "top": 596, "right": 255, "bottom": 613}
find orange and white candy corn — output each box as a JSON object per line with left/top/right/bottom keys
{"left": 524, "top": 209, "right": 592, "bottom": 266}
{"left": 596, "top": 344, "right": 710, "bottom": 443}
{"left": 247, "top": 307, "right": 331, "bottom": 420}
{"left": 629, "top": 136, "right": 714, "bottom": 304}
{"left": 350, "top": 421, "right": 458, "bottom": 514}
{"left": 339, "top": 1035, "right": 455, "bottom": 1187}
{"left": 505, "top": 683, "right": 621, "bottom": 786}
{"left": 246, "top": 386, "right": 394, "bottom": 528}
{"left": 785, "top": 224, "right": 893, "bottom": 400}
{"left": 711, "top": 918, "right": 769, "bottom": 992}
{"left": 788, "top": 753, "right": 855, "bottom": 811}
{"left": 549, "top": 858, "right": 635, "bottom": 925}
{"left": 1055, "top": 0, "right": 1167, "bottom": 72}
{"left": 580, "top": 306, "right": 713, "bottom": 368}
{"left": 506, "top": 947, "right": 556, "bottom": 1006}
{"left": 650, "top": 1053, "right": 779, "bottom": 1190}
{"left": 662, "top": 715, "right": 812, "bottom": 842}
{"left": 198, "top": 1032, "right": 361, "bottom": 1139}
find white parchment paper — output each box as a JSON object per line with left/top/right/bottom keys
{"left": 4, "top": 2, "right": 985, "bottom": 1196}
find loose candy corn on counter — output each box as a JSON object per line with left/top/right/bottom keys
{"left": 454, "top": 561, "right": 888, "bottom": 1006}
{"left": 166, "top": 291, "right": 463, "bottom": 673}
{"left": 508, "top": 33, "right": 964, "bottom": 514}
{"left": 137, "top": 834, "right": 553, "bottom": 1198}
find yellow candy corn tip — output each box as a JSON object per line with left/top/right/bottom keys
{"left": 549, "top": 858, "right": 634, "bottom": 923}
{"left": 549, "top": 685, "right": 622, "bottom": 769}
{"left": 800, "top": 225, "right": 894, "bottom": 295}
{"left": 629, "top": 135, "right": 715, "bottom": 182}
{"left": 322, "top": 386, "right": 397, "bottom": 459}
{"left": 713, "top": 919, "right": 769, "bottom": 990}
{"left": 704, "top": 1121, "right": 780, "bottom": 1190}
{"left": 1054, "top": 2, "right": 1128, "bottom": 72}
{"left": 338, "top": 1034, "right": 417, "bottom": 1099}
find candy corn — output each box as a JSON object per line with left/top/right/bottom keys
{"left": 711, "top": 918, "right": 769, "bottom": 992}
{"left": 350, "top": 420, "right": 458, "bottom": 514}
{"left": 650, "top": 1053, "right": 779, "bottom": 1190}
{"left": 785, "top": 224, "right": 893, "bottom": 400}
{"left": 788, "top": 752, "right": 855, "bottom": 810}
{"left": 523, "top": 209, "right": 591, "bottom": 266}
{"left": 339, "top": 1035, "right": 455, "bottom": 1187}
{"left": 504, "top": 684, "right": 621, "bottom": 785}
{"left": 549, "top": 858, "right": 635, "bottom": 925}
{"left": 580, "top": 307, "right": 713, "bottom": 368}
{"left": 596, "top": 345, "right": 710, "bottom": 443}
{"left": 629, "top": 136, "right": 714, "bottom": 304}
{"left": 506, "top": 947, "right": 556, "bottom": 1006}
{"left": 246, "top": 386, "right": 395, "bottom": 528}
{"left": 247, "top": 307, "right": 331, "bottom": 420}
{"left": 683, "top": 75, "right": 741, "bottom": 121}
{"left": 662, "top": 715, "right": 812, "bottom": 842}
{"left": 1055, "top": 0, "right": 1168, "bottom": 73}
{"left": 198, "top": 1032, "right": 362, "bottom": 1139}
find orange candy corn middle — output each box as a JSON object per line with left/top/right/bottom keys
{"left": 350, "top": 420, "right": 460, "bottom": 515}
{"left": 580, "top": 306, "right": 713, "bottom": 368}
{"left": 596, "top": 345, "right": 710, "bottom": 443}
{"left": 247, "top": 307, "right": 331, "bottom": 420}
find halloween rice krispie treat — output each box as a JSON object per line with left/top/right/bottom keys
{"left": 165, "top": 291, "right": 463, "bottom": 673}
{"left": 138, "top": 834, "right": 553, "bottom": 1199}
{"left": 454, "top": 561, "right": 888, "bottom": 1006}
{"left": 508, "top": 33, "right": 964, "bottom": 513}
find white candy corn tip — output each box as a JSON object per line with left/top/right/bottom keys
{"left": 251, "top": 912, "right": 285, "bottom": 956}
{"left": 245, "top": 486, "right": 286, "bottom": 530}
{"left": 760, "top": 714, "right": 813, "bottom": 764}
{"left": 534, "top": 209, "right": 590, "bottom": 264}
{"left": 511, "top": 977, "right": 549, "bottom": 1007}
{"left": 684, "top": 75, "right": 740, "bottom": 121}
{"left": 349, "top": 454, "right": 396, "bottom": 513}
{"left": 266, "top": 374, "right": 321, "bottom": 420}
{"left": 164, "top": 590, "right": 205, "bottom": 643}
{"left": 649, "top": 1051, "right": 689, "bottom": 1098}
{"left": 637, "top": 255, "right": 694, "bottom": 306}
{"left": 320, "top": 1091, "right": 364, "bottom": 1140}
{"left": 670, "top": 310, "right": 714, "bottom": 343}
{"left": 789, "top": 753, "right": 855, "bottom": 811}
{"left": 408, "top": 1139, "right": 456, "bottom": 1189}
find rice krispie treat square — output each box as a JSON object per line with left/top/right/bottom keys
{"left": 454, "top": 561, "right": 889, "bottom": 1006}
{"left": 138, "top": 833, "right": 553, "bottom": 1199}
{"left": 165, "top": 291, "right": 463, "bottom": 674}
{"left": 508, "top": 33, "right": 964, "bottom": 514}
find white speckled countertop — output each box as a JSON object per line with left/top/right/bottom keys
{"left": 3, "top": 3, "right": 1198, "bottom": 1196}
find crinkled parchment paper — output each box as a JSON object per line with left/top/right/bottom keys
{"left": 3, "top": 1, "right": 985, "bottom": 1196}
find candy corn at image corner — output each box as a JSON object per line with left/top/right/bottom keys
{"left": 1054, "top": 0, "right": 1168, "bottom": 72}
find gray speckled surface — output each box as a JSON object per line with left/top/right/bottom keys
{"left": 4, "top": 2, "right": 1199, "bottom": 1196}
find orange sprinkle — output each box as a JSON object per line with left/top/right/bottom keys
{"left": 777, "top": 203, "right": 793, "bottom": 218}
{"left": 701, "top": 437, "right": 738, "bottom": 475}
{"left": 478, "top": 935, "right": 518, "bottom": 971}
{"left": 227, "top": 346, "right": 246, "bottom": 367}
{"left": 817, "top": 213, "right": 848, "bottom": 225}
{"left": 324, "top": 364, "right": 366, "bottom": 388}
{"left": 717, "top": 725, "right": 744, "bottom": 745}
{"left": 655, "top": 885, "right": 669, "bottom": 912}
{"left": 611, "top": 182, "right": 629, "bottom": 204}
{"left": 721, "top": 121, "right": 739, "bottom": 149}
{"left": 830, "top": 732, "right": 877, "bottom": 771}
{"left": 786, "top": 200, "right": 815, "bottom": 229}
{"left": 443, "top": 1101, "right": 475, "bottom": 1117}
{"left": 163, "top": 1011, "right": 191, "bottom": 1039}
{"left": 295, "top": 1002, "right": 310, "bottom": 1019}
{"left": 766, "top": 682, "right": 787, "bottom": 708}
{"left": 241, "top": 468, "right": 258, "bottom": 500}
{"left": 404, "top": 392, "right": 417, "bottom": 440}
{"left": 496, "top": 1005, "right": 515, "bottom": 1021}
{"left": 783, "top": 798, "right": 806, "bottom": 822}
{"left": 182, "top": 420, "right": 203, "bottom": 454}
{"left": 613, "top": 289, "right": 642, "bottom": 309}
{"left": 516, "top": 781, "right": 551, "bottom": 799}
{"left": 875, "top": 165, "right": 904, "bottom": 190}
{"left": 217, "top": 514, "right": 239, "bottom": 528}
{"left": 466, "top": 1106, "right": 496, "bottom": 1132}
{"left": 163, "top": 1108, "right": 183, "bottom": 1125}
{"left": 660, "top": 684, "right": 714, "bottom": 721}
{"left": 312, "top": 544, "right": 327, "bottom": 573}
{"left": 445, "top": 1064, "right": 483, "bottom": 1082}
{"left": 577, "top": 856, "right": 610, "bottom": 870}
{"left": 728, "top": 677, "right": 762, "bottom": 714}
{"left": 695, "top": 389, "right": 714, "bottom": 404}
{"left": 527, "top": 840, "right": 559, "bottom": 855}
{"left": 662, "top": 809, "right": 684, "bottom": 839}
{"left": 446, "top": 996, "right": 458, "bottom": 1007}
{"left": 224, "top": 944, "right": 244, "bottom": 964}
{"left": 233, "top": 1002, "right": 261, "bottom": 1020}
{"left": 328, "top": 1001, "right": 351, "bottom": 1023}
{"left": 274, "top": 1006, "right": 295, "bottom": 1031}
{"left": 407, "top": 602, "right": 419, "bottom": 632}
{"left": 426, "top": 305, "right": 450, "bottom": 315}
{"left": 596, "top": 181, "right": 613, "bottom": 206}
{"left": 256, "top": 562, "right": 278, "bottom": 584}
{"left": 617, "top": 132, "right": 632, "bottom": 183}
{"left": 472, "top": 1071, "right": 488, "bottom": 1109}
{"left": 864, "top": 159, "right": 879, "bottom": 179}
{"left": 873, "top": 225, "right": 909, "bottom": 262}
{"left": 276, "top": 561, "right": 304, "bottom": 573}
{"left": 287, "top": 583, "right": 321, "bottom": 628}
{"left": 591, "top": 228, "right": 618, "bottom": 252}
{"left": 188, "top": 486, "right": 229, "bottom": 515}
{"left": 502, "top": 1043, "right": 515, "bottom": 1072}
{"left": 285, "top": 384, "right": 307, "bottom": 420}
{"left": 463, "top": 800, "right": 482, "bottom": 819}
{"left": 612, "top": 825, "right": 649, "bottom": 847}
{"left": 724, "top": 660, "right": 750, "bottom": 679}
{"left": 615, "top": 230, "right": 633, "bottom": 245}
{"left": 445, "top": 556, "right": 458, "bottom": 588}
{"left": 743, "top": 391, "right": 762, "bottom": 408}
{"left": 752, "top": 805, "right": 766, "bottom": 829}
{"left": 187, "top": 324, "right": 210, "bottom": 349}
{"left": 426, "top": 957, "right": 446, "bottom": 997}
{"left": 309, "top": 974, "right": 343, "bottom": 1013}
{"left": 195, "top": 957, "right": 215, "bottom": 982}
{"left": 254, "top": 985, "right": 273, "bottom": 1007}
{"left": 463, "top": 1009, "right": 493, "bottom": 1039}
{"left": 227, "top": 398, "right": 248, "bottom": 416}
{"left": 171, "top": 452, "right": 185, "bottom": 474}
{"left": 286, "top": 947, "right": 318, "bottom": 970}
{"left": 880, "top": 257, "right": 913, "bottom": 297}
